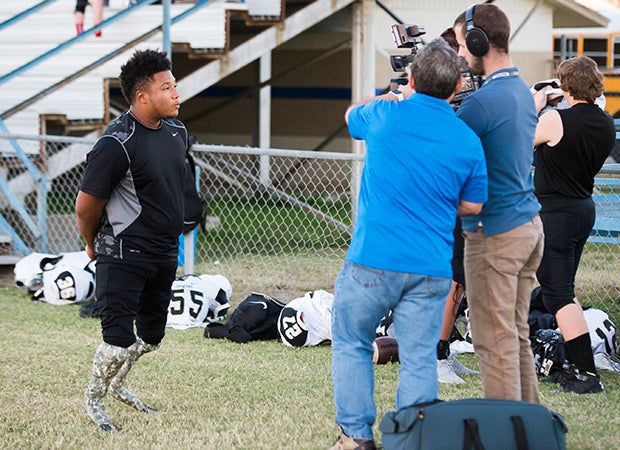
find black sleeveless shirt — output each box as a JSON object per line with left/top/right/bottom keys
{"left": 534, "top": 103, "right": 615, "bottom": 199}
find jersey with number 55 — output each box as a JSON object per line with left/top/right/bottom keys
{"left": 167, "top": 274, "right": 232, "bottom": 330}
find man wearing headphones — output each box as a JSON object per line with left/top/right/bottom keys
{"left": 453, "top": 3, "right": 544, "bottom": 403}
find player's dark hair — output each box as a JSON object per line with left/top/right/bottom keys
{"left": 119, "top": 49, "right": 171, "bottom": 104}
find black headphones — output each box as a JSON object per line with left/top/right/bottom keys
{"left": 465, "top": 4, "right": 489, "bottom": 57}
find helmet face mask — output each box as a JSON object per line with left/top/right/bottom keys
{"left": 530, "top": 329, "right": 565, "bottom": 376}
{"left": 206, "top": 288, "right": 230, "bottom": 323}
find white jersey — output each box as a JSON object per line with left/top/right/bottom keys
{"left": 277, "top": 290, "right": 333, "bottom": 347}
{"left": 167, "top": 274, "right": 232, "bottom": 330}
{"left": 41, "top": 264, "right": 96, "bottom": 305}
{"left": 198, "top": 274, "right": 232, "bottom": 303}
{"left": 14, "top": 251, "right": 93, "bottom": 289}
{"left": 376, "top": 310, "right": 395, "bottom": 338}
{"left": 584, "top": 308, "right": 617, "bottom": 356}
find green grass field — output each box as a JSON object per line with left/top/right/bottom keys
{"left": 1, "top": 285, "right": 619, "bottom": 449}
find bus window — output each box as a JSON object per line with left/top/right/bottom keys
{"left": 553, "top": 36, "right": 578, "bottom": 62}
{"left": 583, "top": 37, "right": 608, "bottom": 68}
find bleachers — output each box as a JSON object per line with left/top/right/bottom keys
{"left": 0, "top": 0, "right": 283, "bottom": 139}
{"left": 0, "top": 0, "right": 292, "bottom": 259}
{"left": 591, "top": 164, "right": 620, "bottom": 244}
{"left": 592, "top": 120, "right": 620, "bottom": 244}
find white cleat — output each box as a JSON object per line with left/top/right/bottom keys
{"left": 594, "top": 352, "right": 620, "bottom": 373}
{"left": 437, "top": 359, "right": 465, "bottom": 384}
{"left": 447, "top": 354, "right": 479, "bottom": 375}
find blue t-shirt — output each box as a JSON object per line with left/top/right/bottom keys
{"left": 457, "top": 68, "right": 540, "bottom": 235}
{"left": 346, "top": 93, "right": 487, "bottom": 277}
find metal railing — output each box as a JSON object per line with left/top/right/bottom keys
{"left": 0, "top": 0, "right": 57, "bottom": 32}
{"left": 0, "top": 123, "right": 46, "bottom": 253}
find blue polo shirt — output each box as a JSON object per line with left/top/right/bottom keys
{"left": 457, "top": 68, "right": 540, "bottom": 236}
{"left": 346, "top": 93, "right": 487, "bottom": 277}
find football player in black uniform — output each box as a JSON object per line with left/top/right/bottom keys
{"left": 76, "top": 49, "right": 188, "bottom": 431}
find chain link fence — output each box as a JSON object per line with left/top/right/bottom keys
{"left": 1, "top": 134, "right": 619, "bottom": 323}
{"left": 0, "top": 134, "right": 358, "bottom": 302}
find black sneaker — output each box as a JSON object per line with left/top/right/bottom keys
{"left": 541, "top": 361, "right": 572, "bottom": 384}
{"left": 559, "top": 364, "right": 604, "bottom": 394}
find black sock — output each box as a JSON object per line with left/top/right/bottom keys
{"left": 437, "top": 340, "right": 450, "bottom": 360}
{"left": 564, "top": 333, "right": 597, "bottom": 375}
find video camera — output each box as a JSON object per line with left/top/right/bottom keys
{"left": 388, "top": 23, "right": 479, "bottom": 108}
{"left": 389, "top": 24, "right": 425, "bottom": 71}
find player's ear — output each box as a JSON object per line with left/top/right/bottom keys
{"left": 135, "top": 88, "right": 149, "bottom": 105}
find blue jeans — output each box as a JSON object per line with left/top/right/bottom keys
{"left": 331, "top": 260, "right": 450, "bottom": 441}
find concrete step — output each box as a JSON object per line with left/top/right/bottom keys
{"left": 0, "top": 255, "right": 21, "bottom": 266}
{"left": 0, "top": 234, "right": 20, "bottom": 265}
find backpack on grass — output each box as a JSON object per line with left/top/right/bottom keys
{"left": 204, "top": 293, "right": 285, "bottom": 343}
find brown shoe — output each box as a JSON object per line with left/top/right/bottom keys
{"left": 329, "top": 427, "right": 377, "bottom": 450}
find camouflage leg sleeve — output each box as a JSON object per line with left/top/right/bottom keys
{"left": 108, "top": 337, "right": 159, "bottom": 413}
{"left": 84, "top": 342, "right": 129, "bottom": 431}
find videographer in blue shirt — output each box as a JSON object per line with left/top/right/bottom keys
{"left": 329, "top": 38, "right": 487, "bottom": 450}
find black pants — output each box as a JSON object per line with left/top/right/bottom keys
{"left": 75, "top": 0, "right": 88, "bottom": 13}
{"left": 96, "top": 256, "right": 177, "bottom": 347}
{"left": 536, "top": 196, "right": 595, "bottom": 315}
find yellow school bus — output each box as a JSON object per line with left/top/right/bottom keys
{"left": 553, "top": 33, "right": 620, "bottom": 116}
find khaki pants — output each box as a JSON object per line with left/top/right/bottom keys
{"left": 464, "top": 216, "right": 544, "bottom": 402}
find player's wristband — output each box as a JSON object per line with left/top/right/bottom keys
{"left": 389, "top": 89, "right": 404, "bottom": 101}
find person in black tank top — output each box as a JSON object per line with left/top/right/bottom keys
{"left": 533, "top": 56, "right": 615, "bottom": 394}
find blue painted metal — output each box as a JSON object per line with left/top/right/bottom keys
{"left": 0, "top": 175, "right": 40, "bottom": 238}
{"left": 0, "top": 121, "right": 43, "bottom": 182}
{"left": 0, "top": 214, "right": 29, "bottom": 255}
{"left": 0, "top": 119, "right": 47, "bottom": 251}
{"left": 178, "top": 165, "right": 200, "bottom": 270}
{"left": 0, "top": 0, "right": 57, "bottom": 32}
{"left": 590, "top": 193, "right": 620, "bottom": 244}
{"left": 36, "top": 176, "right": 48, "bottom": 252}
{"left": 163, "top": 0, "right": 172, "bottom": 63}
